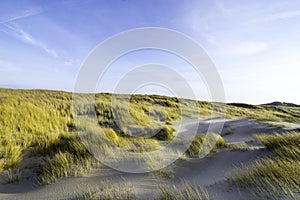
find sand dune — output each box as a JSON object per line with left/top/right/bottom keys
{"left": 0, "top": 118, "right": 297, "bottom": 200}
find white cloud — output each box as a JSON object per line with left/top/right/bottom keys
{"left": 227, "top": 41, "right": 268, "bottom": 56}
{"left": 215, "top": 41, "right": 269, "bottom": 57}
{"left": 249, "top": 10, "right": 300, "bottom": 24}
{"left": 2, "top": 24, "right": 58, "bottom": 57}
{"left": 0, "top": 7, "right": 42, "bottom": 24}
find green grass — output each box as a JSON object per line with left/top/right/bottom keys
{"left": 232, "top": 132, "right": 300, "bottom": 199}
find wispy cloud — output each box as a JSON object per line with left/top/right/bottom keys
{"left": 249, "top": 10, "right": 300, "bottom": 24}
{"left": 2, "top": 24, "right": 58, "bottom": 57}
{"left": 63, "top": 58, "right": 80, "bottom": 67}
{"left": 0, "top": 7, "right": 42, "bottom": 24}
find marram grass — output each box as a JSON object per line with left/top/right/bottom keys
{"left": 0, "top": 88, "right": 299, "bottom": 184}
{"left": 232, "top": 132, "right": 300, "bottom": 199}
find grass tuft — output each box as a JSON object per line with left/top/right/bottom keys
{"left": 232, "top": 132, "right": 300, "bottom": 199}
{"left": 70, "top": 182, "right": 135, "bottom": 200}
{"left": 187, "top": 133, "right": 227, "bottom": 157}
{"left": 157, "top": 183, "right": 210, "bottom": 200}
{"left": 154, "top": 125, "right": 175, "bottom": 141}
{"left": 229, "top": 142, "right": 251, "bottom": 151}
{"left": 3, "top": 168, "right": 21, "bottom": 184}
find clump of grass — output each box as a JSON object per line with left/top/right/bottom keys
{"left": 71, "top": 187, "right": 98, "bottom": 200}
{"left": 152, "top": 168, "right": 173, "bottom": 179}
{"left": 232, "top": 132, "right": 300, "bottom": 199}
{"left": 187, "top": 135, "right": 205, "bottom": 157}
{"left": 78, "top": 119, "right": 161, "bottom": 153}
{"left": 3, "top": 168, "right": 21, "bottom": 184}
{"left": 70, "top": 182, "right": 135, "bottom": 200}
{"left": 0, "top": 159, "right": 4, "bottom": 174}
{"left": 38, "top": 135, "right": 103, "bottom": 184}
{"left": 40, "top": 152, "right": 78, "bottom": 184}
{"left": 2, "top": 144, "right": 23, "bottom": 169}
{"left": 214, "top": 134, "right": 228, "bottom": 148}
{"left": 254, "top": 132, "right": 300, "bottom": 151}
{"left": 157, "top": 183, "right": 210, "bottom": 200}
{"left": 154, "top": 125, "right": 175, "bottom": 141}
{"left": 187, "top": 133, "right": 227, "bottom": 157}
{"left": 229, "top": 142, "right": 250, "bottom": 151}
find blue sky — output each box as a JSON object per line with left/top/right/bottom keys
{"left": 0, "top": 0, "right": 300, "bottom": 104}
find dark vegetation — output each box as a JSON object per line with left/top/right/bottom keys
{"left": 262, "top": 101, "right": 300, "bottom": 107}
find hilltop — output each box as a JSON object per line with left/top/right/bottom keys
{"left": 262, "top": 101, "right": 300, "bottom": 107}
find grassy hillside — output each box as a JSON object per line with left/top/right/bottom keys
{"left": 0, "top": 88, "right": 299, "bottom": 184}
{"left": 0, "top": 88, "right": 205, "bottom": 183}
